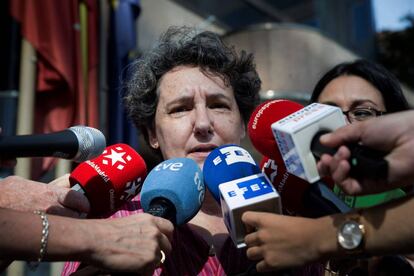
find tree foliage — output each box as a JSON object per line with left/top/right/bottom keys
{"left": 377, "top": 14, "right": 414, "bottom": 89}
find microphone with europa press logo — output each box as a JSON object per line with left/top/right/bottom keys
{"left": 248, "top": 100, "right": 351, "bottom": 217}
{"left": 70, "top": 143, "right": 147, "bottom": 217}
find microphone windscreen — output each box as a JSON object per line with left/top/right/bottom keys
{"left": 140, "top": 158, "right": 204, "bottom": 225}
{"left": 248, "top": 99, "right": 303, "bottom": 164}
{"left": 203, "top": 144, "right": 261, "bottom": 203}
{"left": 70, "top": 143, "right": 147, "bottom": 216}
{"left": 69, "top": 126, "right": 106, "bottom": 162}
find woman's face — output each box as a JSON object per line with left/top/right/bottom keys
{"left": 147, "top": 66, "right": 245, "bottom": 169}
{"left": 317, "top": 75, "right": 386, "bottom": 123}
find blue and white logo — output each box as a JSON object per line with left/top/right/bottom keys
{"left": 236, "top": 175, "right": 273, "bottom": 199}
{"left": 213, "top": 145, "right": 256, "bottom": 166}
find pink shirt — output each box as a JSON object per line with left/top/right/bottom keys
{"left": 62, "top": 196, "right": 323, "bottom": 275}
{"left": 62, "top": 195, "right": 255, "bottom": 276}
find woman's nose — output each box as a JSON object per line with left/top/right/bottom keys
{"left": 193, "top": 106, "right": 213, "bottom": 135}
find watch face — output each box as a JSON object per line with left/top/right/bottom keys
{"left": 338, "top": 220, "right": 363, "bottom": 250}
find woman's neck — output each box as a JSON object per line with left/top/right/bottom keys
{"left": 190, "top": 191, "right": 225, "bottom": 231}
{"left": 188, "top": 191, "right": 229, "bottom": 256}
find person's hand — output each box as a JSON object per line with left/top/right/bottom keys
{"left": 49, "top": 173, "right": 70, "bottom": 188}
{"left": 81, "top": 213, "right": 174, "bottom": 275}
{"left": 317, "top": 111, "right": 414, "bottom": 195}
{"left": 0, "top": 175, "right": 90, "bottom": 218}
{"left": 242, "top": 211, "right": 334, "bottom": 272}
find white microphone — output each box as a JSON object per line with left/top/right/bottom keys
{"left": 271, "top": 103, "right": 346, "bottom": 183}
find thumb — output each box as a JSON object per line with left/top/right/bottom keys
{"left": 58, "top": 188, "right": 91, "bottom": 214}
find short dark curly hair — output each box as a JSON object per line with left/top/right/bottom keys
{"left": 310, "top": 59, "right": 410, "bottom": 113}
{"left": 124, "top": 26, "right": 261, "bottom": 146}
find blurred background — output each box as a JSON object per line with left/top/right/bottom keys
{"left": 0, "top": 0, "right": 413, "bottom": 275}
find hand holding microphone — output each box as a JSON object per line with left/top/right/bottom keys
{"left": 249, "top": 100, "right": 390, "bottom": 184}
{"left": 0, "top": 175, "right": 90, "bottom": 218}
{"left": 316, "top": 110, "right": 414, "bottom": 195}
{"left": 242, "top": 210, "right": 329, "bottom": 273}
{"left": 272, "top": 102, "right": 390, "bottom": 183}
{"left": 248, "top": 100, "right": 350, "bottom": 217}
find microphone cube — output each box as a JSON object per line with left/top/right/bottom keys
{"left": 219, "top": 173, "right": 281, "bottom": 248}
{"left": 271, "top": 103, "right": 346, "bottom": 183}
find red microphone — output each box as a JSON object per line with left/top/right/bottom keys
{"left": 70, "top": 143, "right": 147, "bottom": 217}
{"left": 260, "top": 155, "right": 342, "bottom": 217}
{"left": 260, "top": 156, "right": 310, "bottom": 215}
{"left": 248, "top": 99, "right": 303, "bottom": 164}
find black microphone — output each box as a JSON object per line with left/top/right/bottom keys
{"left": 311, "top": 131, "right": 389, "bottom": 180}
{"left": 0, "top": 126, "right": 106, "bottom": 162}
{"left": 302, "top": 180, "right": 351, "bottom": 218}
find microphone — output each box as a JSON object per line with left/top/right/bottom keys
{"left": 140, "top": 158, "right": 205, "bottom": 225}
{"left": 203, "top": 144, "right": 281, "bottom": 248}
{"left": 260, "top": 156, "right": 350, "bottom": 217}
{"left": 70, "top": 143, "right": 147, "bottom": 217}
{"left": 248, "top": 99, "right": 304, "bottom": 164}
{"left": 0, "top": 126, "right": 106, "bottom": 162}
{"left": 271, "top": 102, "right": 389, "bottom": 182}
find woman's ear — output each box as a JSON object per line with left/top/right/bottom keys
{"left": 240, "top": 121, "right": 246, "bottom": 139}
{"left": 147, "top": 127, "right": 159, "bottom": 149}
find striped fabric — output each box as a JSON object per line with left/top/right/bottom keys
{"left": 61, "top": 195, "right": 255, "bottom": 276}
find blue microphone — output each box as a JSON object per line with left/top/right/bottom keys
{"left": 140, "top": 158, "right": 205, "bottom": 225}
{"left": 203, "top": 144, "right": 261, "bottom": 203}
{"left": 203, "top": 144, "right": 281, "bottom": 248}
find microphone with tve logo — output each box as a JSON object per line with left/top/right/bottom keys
{"left": 0, "top": 126, "right": 106, "bottom": 162}
{"left": 140, "top": 158, "right": 205, "bottom": 225}
{"left": 70, "top": 143, "right": 147, "bottom": 217}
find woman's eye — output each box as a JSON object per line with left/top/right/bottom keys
{"left": 170, "top": 106, "right": 191, "bottom": 114}
{"left": 353, "top": 109, "right": 373, "bottom": 117}
{"left": 210, "top": 103, "right": 229, "bottom": 109}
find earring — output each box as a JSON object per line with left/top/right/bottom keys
{"left": 152, "top": 141, "right": 159, "bottom": 149}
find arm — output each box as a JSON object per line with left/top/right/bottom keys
{"left": 242, "top": 194, "right": 414, "bottom": 272}
{"left": 0, "top": 208, "right": 173, "bottom": 273}
{"left": 317, "top": 110, "right": 414, "bottom": 195}
{"left": 0, "top": 175, "right": 90, "bottom": 218}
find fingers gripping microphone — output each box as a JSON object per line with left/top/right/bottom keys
{"left": 0, "top": 126, "right": 106, "bottom": 162}
{"left": 271, "top": 102, "right": 389, "bottom": 182}
{"left": 70, "top": 143, "right": 147, "bottom": 217}
{"left": 203, "top": 144, "right": 281, "bottom": 248}
{"left": 140, "top": 158, "right": 205, "bottom": 225}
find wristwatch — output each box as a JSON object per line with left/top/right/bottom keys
{"left": 337, "top": 214, "right": 366, "bottom": 253}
